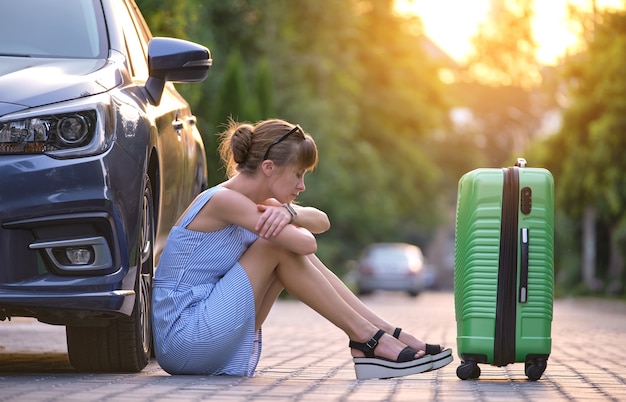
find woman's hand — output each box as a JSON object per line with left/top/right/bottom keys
{"left": 255, "top": 203, "right": 292, "bottom": 238}
{"left": 255, "top": 198, "right": 330, "bottom": 237}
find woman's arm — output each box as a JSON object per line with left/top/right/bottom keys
{"left": 291, "top": 205, "right": 330, "bottom": 234}
{"left": 200, "top": 189, "right": 317, "bottom": 255}
{"left": 256, "top": 199, "right": 330, "bottom": 235}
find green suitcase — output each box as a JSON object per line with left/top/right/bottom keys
{"left": 454, "top": 158, "right": 554, "bottom": 380}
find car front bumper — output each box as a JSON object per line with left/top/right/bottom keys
{"left": 0, "top": 146, "right": 143, "bottom": 325}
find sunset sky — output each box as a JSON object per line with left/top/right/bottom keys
{"left": 395, "top": 0, "right": 626, "bottom": 65}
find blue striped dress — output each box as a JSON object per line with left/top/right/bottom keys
{"left": 152, "top": 186, "right": 261, "bottom": 376}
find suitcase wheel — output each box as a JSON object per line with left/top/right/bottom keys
{"left": 456, "top": 361, "right": 480, "bottom": 380}
{"left": 525, "top": 358, "right": 547, "bottom": 381}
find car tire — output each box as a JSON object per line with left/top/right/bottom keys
{"left": 66, "top": 176, "right": 154, "bottom": 372}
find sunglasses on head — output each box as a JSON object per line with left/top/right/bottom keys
{"left": 263, "top": 124, "right": 302, "bottom": 161}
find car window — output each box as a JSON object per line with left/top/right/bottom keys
{"left": 114, "top": 0, "right": 150, "bottom": 79}
{"left": 370, "top": 248, "right": 405, "bottom": 263}
{"left": 366, "top": 245, "right": 423, "bottom": 265}
{"left": 0, "top": 0, "right": 106, "bottom": 58}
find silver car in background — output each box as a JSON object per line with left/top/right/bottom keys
{"left": 354, "top": 243, "right": 426, "bottom": 297}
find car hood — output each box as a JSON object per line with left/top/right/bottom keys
{"left": 0, "top": 56, "right": 122, "bottom": 116}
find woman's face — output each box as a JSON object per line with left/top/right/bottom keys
{"left": 271, "top": 163, "right": 307, "bottom": 204}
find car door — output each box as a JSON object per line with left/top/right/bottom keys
{"left": 125, "top": 2, "right": 202, "bottom": 220}
{"left": 119, "top": 0, "right": 194, "bottom": 239}
{"left": 158, "top": 83, "right": 199, "bottom": 213}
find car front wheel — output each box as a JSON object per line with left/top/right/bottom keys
{"left": 66, "top": 176, "right": 154, "bottom": 372}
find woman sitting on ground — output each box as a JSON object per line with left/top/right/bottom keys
{"left": 151, "top": 118, "right": 452, "bottom": 379}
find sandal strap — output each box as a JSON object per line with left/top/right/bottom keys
{"left": 394, "top": 329, "right": 443, "bottom": 355}
{"left": 425, "top": 343, "right": 442, "bottom": 355}
{"left": 348, "top": 329, "right": 385, "bottom": 358}
{"left": 397, "top": 346, "right": 420, "bottom": 363}
{"left": 392, "top": 327, "right": 402, "bottom": 339}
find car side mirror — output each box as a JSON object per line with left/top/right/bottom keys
{"left": 145, "top": 37, "right": 212, "bottom": 105}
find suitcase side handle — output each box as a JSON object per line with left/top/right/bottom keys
{"left": 519, "top": 228, "right": 529, "bottom": 303}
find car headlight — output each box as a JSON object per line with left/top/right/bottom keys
{"left": 0, "top": 94, "right": 114, "bottom": 158}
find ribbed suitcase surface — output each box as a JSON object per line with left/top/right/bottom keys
{"left": 454, "top": 160, "right": 554, "bottom": 381}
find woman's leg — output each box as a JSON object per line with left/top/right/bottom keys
{"left": 307, "top": 254, "right": 437, "bottom": 353}
{"left": 238, "top": 239, "right": 424, "bottom": 362}
{"left": 254, "top": 274, "right": 283, "bottom": 330}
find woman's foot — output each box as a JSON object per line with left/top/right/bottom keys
{"left": 390, "top": 327, "right": 453, "bottom": 370}
{"left": 390, "top": 327, "right": 445, "bottom": 353}
{"left": 350, "top": 330, "right": 425, "bottom": 361}
{"left": 349, "top": 329, "right": 433, "bottom": 380}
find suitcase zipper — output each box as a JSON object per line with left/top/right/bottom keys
{"left": 494, "top": 167, "right": 519, "bottom": 366}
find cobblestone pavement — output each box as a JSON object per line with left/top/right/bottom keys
{"left": 0, "top": 291, "right": 625, "bottom": 401}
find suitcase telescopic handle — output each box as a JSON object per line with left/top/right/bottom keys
{"left": 516, "top": 158, "right": 527, "bottom": 168}
{"left": 519, "top": 228, "right": 529, "bottom": 303}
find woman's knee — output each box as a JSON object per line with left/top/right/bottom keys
{"left": 239, "top": 239, "right": 290, "bottom": 279}
{"left": 243, "top": 238, "right": 281, "bottom": 261}
{"left": 240, "top": 239, "right": 305, "bottom": 283}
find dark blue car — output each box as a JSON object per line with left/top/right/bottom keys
{"left": 0, "top": 0, "right": 211, "bottom": 372}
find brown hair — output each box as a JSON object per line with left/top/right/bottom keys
{"left": 218, "top": 118, "right": 318, "bottom": 178}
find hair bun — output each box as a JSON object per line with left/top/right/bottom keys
{"left": 231, "top": 124, "right": 254, "bottom": 164}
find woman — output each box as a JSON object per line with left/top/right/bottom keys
{"left": 152, "top": 118, "right": 452, "bottom": 379}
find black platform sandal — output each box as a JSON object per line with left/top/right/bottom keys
{"left": 392, "top": 327, "right": 454, "bottom": 370}
{"left": 349, "top": 329, "right": 432, "bottom": 380}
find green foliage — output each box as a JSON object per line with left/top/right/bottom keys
{"left": 254, "top": 58, "right": 275, "bottom": 118}
{"left": 213, "top": 50, "right": 251, "bottom": 124}
{"left": 240, "top": 0, "right": 451, "bottom": 262}
{"left": 135, "top": 0, "right": 453, "bottom": 267}
{"left": 136, "top": 0, "right": 197, "bottom": 39}
{"left": 135, "top": 0, "right": 626, "bottom": 294}
{"left": 134, "top": 1, "right": 626, "bottom": 295}
{"left": 536, "top": 10, "right": 626, "bottom": 295}
{"left": 550, "top": 11, "right": 626, "bottom": 222}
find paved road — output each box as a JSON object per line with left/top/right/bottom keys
{"left": 0, "top": 291, "right": 625, "bottom": 401}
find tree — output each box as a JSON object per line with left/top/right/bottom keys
{"left": 136, "top": 0, "right": 450, "bottom": 268}
{"left": 254, "top": 58, "right": 276, "bottom": 118}
{"left": 541, "top": 9, "right": 626, "bottom": 295}
{"left": 241, "top": 0, "right": 450, "bottom": 262}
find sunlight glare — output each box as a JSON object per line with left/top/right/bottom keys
{"left": 534, "top": 0, "right": 625, "bottom": 64}
{"left": 396, "top": 0, "right": 626, "bottom": 65}
{"left": 395, "top": 0, "right": 490, "bottom": 63}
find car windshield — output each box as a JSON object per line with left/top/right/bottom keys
{"left": 0, "top": 0, "right": 106, "bottom": 59}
